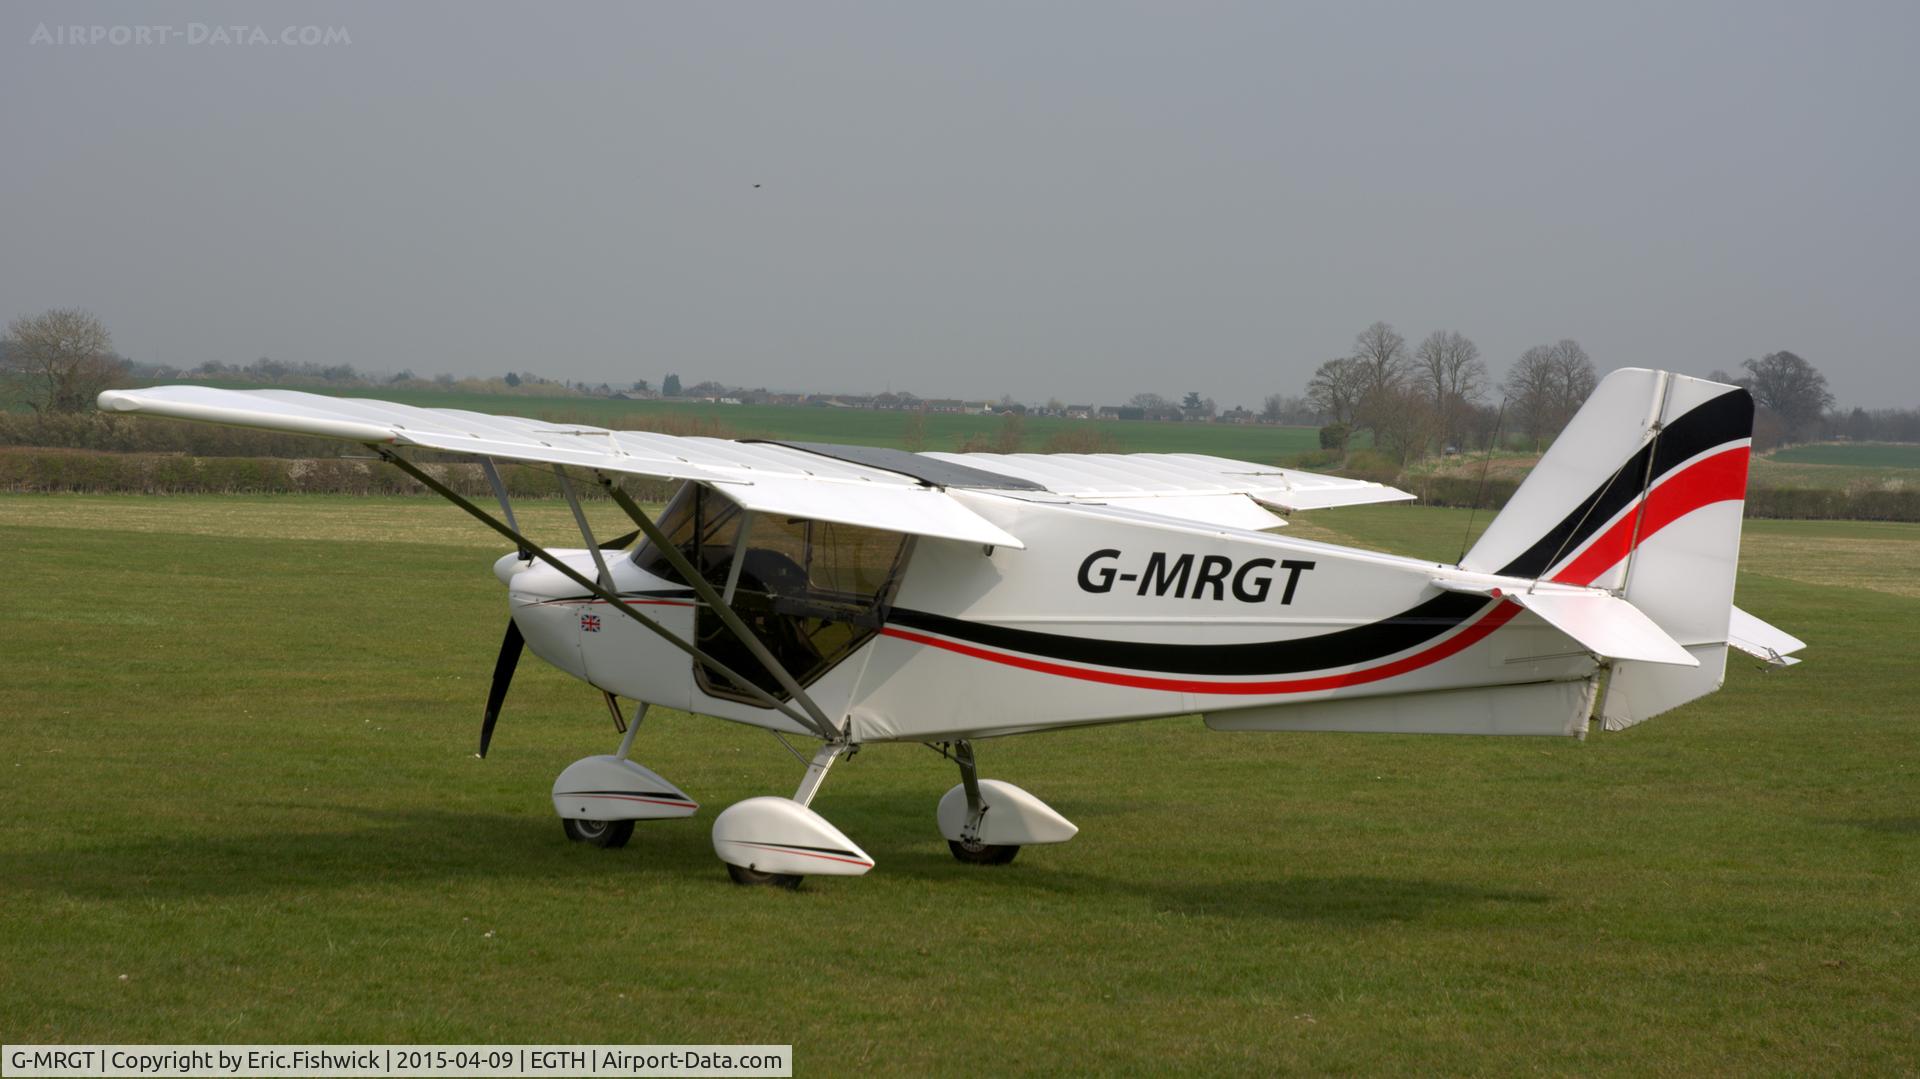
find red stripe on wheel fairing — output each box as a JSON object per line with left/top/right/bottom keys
{"left": 567, "top": 793, "right": 698, "bottom": 809}
{"left": 735, "top": 842, "right": 873, "bottom": 868}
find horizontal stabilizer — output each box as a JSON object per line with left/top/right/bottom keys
{"left": 1431, "top": 575, "right": 1697, "bottom": 667}
{"left": 1507, "top": 590, "right": 1699, "bottom": 667}
{"left": 1728, "top": 606, "right": 1806, "bottom": 667}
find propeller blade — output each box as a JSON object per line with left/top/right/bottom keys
{"left": 478, "top": 620, "right": 524, "bottom": 758}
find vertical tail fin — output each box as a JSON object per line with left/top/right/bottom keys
{"left": 1462, "top": 369, "right": 1754, "bottom": 729}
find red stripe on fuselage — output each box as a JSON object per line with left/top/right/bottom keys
{"left": 881, "top": 447, "right": 1748, "bottom": 694}
{"left": 882, "top": 602, "right": 1524, "bottom": 696}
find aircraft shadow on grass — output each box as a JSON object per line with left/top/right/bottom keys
{"left": 885, "top": 855, "right": 1555, "bottom": 924}
{"left": 0, "top": 804, "right": 716, "bottom": 901}
{"left": 1844, "top": 817, "right": 1920, "bottom": 835}
{"left": 3, "top": 798, "right": 1554, "bottom": 922}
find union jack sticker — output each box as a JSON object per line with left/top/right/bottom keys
{"left": 579, "top": 613, "right": 602, "bottom": 633}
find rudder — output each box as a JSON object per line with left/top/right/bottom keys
{"left": 1462, "top": 369, "right": 1754, "bottom": 730}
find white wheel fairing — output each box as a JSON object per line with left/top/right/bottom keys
{"left": 712, "top": 797, "right": 873, "bottom": 877}
{"left": 936, "top": 779, "right": 1077, "bottom": 846}
{"left": 552, "top": 756, "right": 698, "bottom": 821}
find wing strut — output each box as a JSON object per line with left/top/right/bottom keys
{"left": 375, "top": 447, "right": 833, "bottom": 738}
{"left": 554, "top": 465, "right": 616, "bottom": 592}
{"left": 596, "top": 474, "right": 845, "bottom": 741}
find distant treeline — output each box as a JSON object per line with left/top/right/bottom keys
{"left": 1818, "top": 408, "right": 1920, "bottom": 444}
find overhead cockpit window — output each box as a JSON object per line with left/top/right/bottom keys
{"left": 632, "top": 483, "right": 743, "bottom": 586}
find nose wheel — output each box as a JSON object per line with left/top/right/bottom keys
{"left": 563, "top": 817, "right": 635, "bottom": 848}
{"left": 725, "top": 863, "right": 803, "bottom": 889}
{"left": 948, "top": 837, "right": 1019, "bottom": 865}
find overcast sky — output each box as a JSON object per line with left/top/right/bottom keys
{"left": 5, "top": 2, "right": 1916, "bottom": 408}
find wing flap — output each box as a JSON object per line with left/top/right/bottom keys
{"left": 1250, "top": 485, "right": 1416, "bottom": 512}
{"left": 1092, "top": 494, "right": 1289, "bottom": 531}
{"left": 923, "top": 450, "right": 1414, "bottom": 512}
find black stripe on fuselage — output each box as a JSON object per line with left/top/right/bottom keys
{"left": 611, "top": 585, "right": 1493, "bottom": 679}
{"left": 1495, "top": 388, "right": 1753, "bottom": 579}
{"left": 888, "top": 591, "right": 1492, "bottom": 677}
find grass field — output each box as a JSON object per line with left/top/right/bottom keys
{"left": 3, "top": 494, "right": 1917, "bottom": 1073}
{"left": 151, "top": 381, "right": 1324, "bottom": 459}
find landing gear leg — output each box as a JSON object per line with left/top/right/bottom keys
{"left": 947, "top": 740, "right": 1020, "bottom": 866}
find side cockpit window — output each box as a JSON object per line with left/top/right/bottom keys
{"left": 635, "top": 484, "right": 913, "bottom": 706}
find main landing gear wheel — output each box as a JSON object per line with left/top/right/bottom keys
{"left": 948, "top": 838, "right": 1020, "bottom": 865}
{"left": 562, "top": 818, "right": 635, "bottom": 849}
{"left": 726, "top": 862, "right": 803, "bottom": 890}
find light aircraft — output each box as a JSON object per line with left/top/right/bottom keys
{"left": 98, "top": 368, "right": 1803, "bottom": 887}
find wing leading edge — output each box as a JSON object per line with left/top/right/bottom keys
{"left": 99, "top": 387, "right": 1408, "bottom": 540}
{"left": 96, "top": 386, "right": 1023, "bottom": 548}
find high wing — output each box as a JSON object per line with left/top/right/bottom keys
{"left": 97, "top": 386, "right": 1023, "bottom": 548}
{"left": 98, "top": 386, "right": 1409, "bottom": 539}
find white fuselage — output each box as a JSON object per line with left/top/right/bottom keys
{"left": 502, "top": 489, "right": 1599, "bottom": 744}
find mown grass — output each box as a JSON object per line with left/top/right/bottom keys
{"left": 1, "top": 494, "right": 1916, "bottom": 1073}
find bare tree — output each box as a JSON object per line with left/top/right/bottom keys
{"left": 1739, "top": 351, "right": 1831, "bottom": 440}
{"left": 1305, "top": 357, "right": 1366, "bottom": 426}
{"left": 1413, "top": 330, "right": 1486, "bottom": 449}
{"left": 1349, "top": 321, "right": 1409, "bottom": 399}
{"left": 1504, "top": 339, "right": 1596, "bottom": 449}
{"left": 1547, "top": 339, "right": 1597, "bottom": 433}
{"left": 1505, "top": 345, "right": 1561, "bottom": 449}
{"left": 3, "top": 309, "right": 125, "bottom": 413}
{"left": 1363, "top": 382, "right": 1436, "bottom": 466}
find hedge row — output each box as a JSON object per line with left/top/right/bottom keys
{"left": 1741, "top": 485, "right": 1920, "bottom": 521}
{"left": 0, "top": 448, "right": 675, "bottom": 501}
